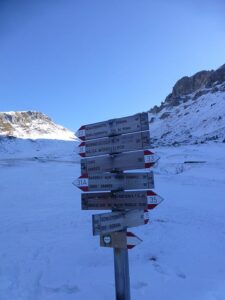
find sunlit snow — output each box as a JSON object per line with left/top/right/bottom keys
{"left": 1, "top": 139, "right": 225, "bottom": 300}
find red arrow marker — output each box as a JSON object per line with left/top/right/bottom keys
{"left": 127, "top": 232, "right": 142, "bottom": 249}
{"left": 144, "top": 150, "right": 160, "bottom": 168}
{"left": 76, "top": 125, "right": 86, "bottom": 141}
{"left": 79, "top": 142, "right": 86, "bottom": 157}
{"left": 73, "top": 174, "right": 89, "bottom": 191}
{"left": 147, "top": 191, "right": 164, "bottom": 210}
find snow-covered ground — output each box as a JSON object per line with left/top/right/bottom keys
{"left": 0, "top": 137, "right": 79, "bottom": 161}
{"left": 1, "top": 142, "right": 225, "bottom": 300}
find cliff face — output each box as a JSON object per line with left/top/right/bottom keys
{"left": 169, "top": 64, "right": 225, "bottom": 99}
{"left": 0, "top": 111, "right": 75, "bottom": 140}
{"left": 151, "top": 64, "right": 225, "bottom": 114}
{"left": 149, "top": 64, "right": 225, "bottom": 146}
{"left": 172, "top": 70, "right": 213, "bottom": 97}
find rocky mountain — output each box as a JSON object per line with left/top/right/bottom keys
{"left": 149, "top": 64, "right": 225, "bottom": 146}
{"left": 0, "top": 111, "right": 75, "bottom": 140}
{"left": 1, "top": 64, "right": 225, "bottom": 149}
{"left": 0, "top": 111, "right": 78, "bottom": 160}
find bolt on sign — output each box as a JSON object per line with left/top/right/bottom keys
{"left": 74, "top": 112, "right": 164, "bottom": 300}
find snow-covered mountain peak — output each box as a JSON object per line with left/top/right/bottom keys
{"left": 0, "top": 111, "right": 75, "bottom": 140}
{"left": 149, "top": 64, "right": 225, "bottom": 146}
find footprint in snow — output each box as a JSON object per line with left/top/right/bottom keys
{"left": 177, "top": 272, "right": 186, "bottom": 279}
{"left": 132, "top": 281, "right": 148, "bottom": 290}
{"left": 149, "top": 257, "right": 168, "bottom": 275}
{"left": 44, "top": 284, "right": 80, "bottom": 294}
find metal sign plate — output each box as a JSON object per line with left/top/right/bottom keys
{"left": 81, "top": 150, "right": 159, "bottom": 174}
{"left": 92, "top": 209, "right": 148, "bottom": 236}
{"left": 81, "top": 190, "right": 163, "bottom": 210}
{"left": 79, "top": 131, "right": 150, "bottom": 157}
{"left": 100, "top": 231, "right": 142, "bottom": 249}
{"left": 74, "top": 171, "right": 154, "bottom": 192}
{"left": 76, "top": 112, "right": 149, "bottom": 141}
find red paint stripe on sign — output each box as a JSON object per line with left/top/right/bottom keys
{"left": 144, "top": 150, "right": 154, "bottom": 155}
{"left": 79, "top": 142, "right": 85, "bottom": 147}
{"left": 127, "top": 232, "right": 135, "bottom": 237}
{"left": 147, "top": 190, "right": 157, "bottom": 196}
{"left": 80, "top": 186, "right": 89, "bottom": 192}
{"left": 79, "top": 153, "right": 86, "bottom": 157}
{"left": 145, "top": 162, "right": 154, "bottom": 168}
{"left": 79, "top": 174, "right": 88, "bottom": 179}
{"left": 147, "top": 204, "right": 157, "bottom": 210}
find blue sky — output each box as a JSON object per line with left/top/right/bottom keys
{"left": 1, "top": 0, "right": 225, "bottom": 130}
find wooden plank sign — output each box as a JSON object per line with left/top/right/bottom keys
{"left": 100, "top": 231, "right": 142, "bottom": 249}
{"left": 81, "top": 190, "right": 163, "bottom": 210}
{"left": 81, "top": 150, "right": 159, "bottom": 174}
{"left": 92, "top": 209, "right": 149, "bottom": 236}
{"left": 78, "top": 131, "right": 150, "bottom": 158}
{"left": 76, "top": 112, "right": 149, "bottom": 141}
{"left": 74, "top": 171, "right": 154, "bottom": 192}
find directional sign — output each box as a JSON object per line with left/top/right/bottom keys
{"left": 147, "top": 190, "right": 164, "bottom": 209}
{"left": 76, "top": 112, "right": 149, "bottom": 141}
{"left": 92, "top": 209, "right": 149, "bottom": 236}
{"left": 74, "top": 171, "right": 154, "bottom": 192}
{"left": 81, "top": 150, "right": 159, "bottom": 174}
{"left": 79, "top": 131, "right": 150, "bottom": 158}
{"left": 81, "top": 190, "right": 163, "bottom": 210}
{"left": 100, "top": 231, "right": 142, "bottom": 249}
{"left": 75, "top": 111, "right": 164, "bottom": 300}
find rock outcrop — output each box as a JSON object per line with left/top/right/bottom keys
{"left": 150, "top": 64, "right": 225, "bottom": 114}
{"left": 0, "top": 111, "right": 75, "bottom": 140}
{"left": 148, "top": 64, "right": 225, "bottom": 146}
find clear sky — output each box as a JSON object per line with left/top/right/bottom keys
{"left": 1, "top": 0, "right": 225, "bottom": 131}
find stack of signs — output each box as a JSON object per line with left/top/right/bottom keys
{"left": 74, "top": 112, "right": 163, "bottom": 249}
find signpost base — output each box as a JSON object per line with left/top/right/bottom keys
{"left": 113, "top": 240, "right": 131, "bottom": 300}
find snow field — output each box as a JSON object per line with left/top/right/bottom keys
{"left": 0, "top": 143, "right": 225, "bottom": 299}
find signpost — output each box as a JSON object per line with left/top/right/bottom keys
{"left": 81, "top": 190, "right": 163, "bottom": 210}
{"left": 76, "top": 112, "right": 149, "bottom": 141}
{"left": 78, "top": 131, "right": 151, "bottom": 157}
{"left": 74, "top": 171, "right": 154, "bottom": 192}
{"left": 100, "top": 231, "right": 142, "bottom": 249}
{"left": 74, "top": 112, "right": 164, "bottom": 300}
{"left": 80, "top": 150, "right": 159, "bottom": 174}
{"left": 92, "top": 209, "right": 149, "bottom": 236}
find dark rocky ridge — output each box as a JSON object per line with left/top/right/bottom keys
{"left": 148, "top": 63, "right": 225, "bottom": 146}
{"left": 150, "top": 64, "right": 225, "bottom": 113}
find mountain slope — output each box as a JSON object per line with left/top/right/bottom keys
{"left": 149, "top": 64, "right": 225, "bottom": 146}
{"left": 0, "top": 111, "right": 78, "bottom": 160}
{"left": 0, "top": 111, "right": 75, "bottom": 140}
